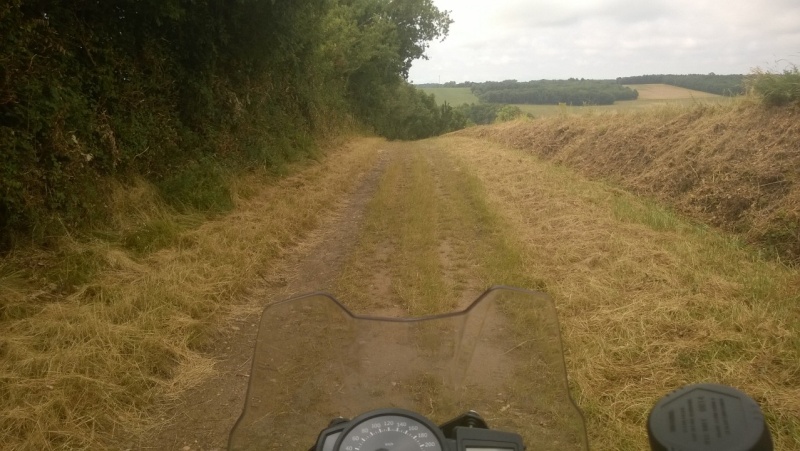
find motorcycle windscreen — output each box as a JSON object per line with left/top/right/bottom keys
{"left": 228, "top": 286, "right": 588, "bottom": 450}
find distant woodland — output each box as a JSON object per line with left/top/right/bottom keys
{"left": 470, "top": 79, "right": 639, "bottom": 105}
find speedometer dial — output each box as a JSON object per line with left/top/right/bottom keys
{"left": 336, "top": 409, "right": 444, "bottom": 451}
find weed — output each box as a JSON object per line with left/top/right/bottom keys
{"left": 748, "top": 64, "right": 800, "bottom": 106}
{"left": 122, "top": 219, "right": 184, "bottom": 256}
{"left": 158, "top": 160, "right": 233, "bottom": 213}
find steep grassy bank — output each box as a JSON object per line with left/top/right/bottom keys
{"left": 441, "top": 136, "right": 799, "bottom": 450}
{"left": 458, "top": 102, "right": 800, "bottom": 263}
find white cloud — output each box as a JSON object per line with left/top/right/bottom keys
{"left": 491, "top": 0, "right": 672, "bottom": 28}
{"left": 408, "top": 0, "right": 800, "bottom": 83}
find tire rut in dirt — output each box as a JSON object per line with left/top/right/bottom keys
{"left": 133, "top": 147, "right": 394, "bottom": 451}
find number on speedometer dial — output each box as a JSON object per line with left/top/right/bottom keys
{"left": 336, "top": 410, "right": 444, "bottom": 451}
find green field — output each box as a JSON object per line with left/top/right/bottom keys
{"left": 421, "top": 84, "right": 737, "bottom": 117}
{"left": 419, "top": 87, "right": 479, "bottom": 105}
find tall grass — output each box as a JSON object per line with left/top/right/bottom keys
{"left": 748, "top": 64, "right": 800, "bottom": 106}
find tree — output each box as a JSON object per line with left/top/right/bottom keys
{"left": 496, "top": 105, "right": 524, "bottom": 122}
{"left": 384, "top": 0, "right": 452, "bottom": 78}
{"left": 0, "top": 0, "right": 459, "bottom": 244}
{"left": 331, "top": 0, "right": 454, "bottom": 134}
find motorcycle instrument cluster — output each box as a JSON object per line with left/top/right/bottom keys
{"left": 314, "top": 408, "right": 523, "bottom": 451}
{"left": 336, "top": 411, "right": 444, "bottom": 450}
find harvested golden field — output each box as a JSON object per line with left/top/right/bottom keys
{"left": 627, "top": 83, "right": 723, "bottom": 100}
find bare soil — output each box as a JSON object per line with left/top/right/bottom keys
{"left": 626, "top": 83, "right": 722, "bottom": 100}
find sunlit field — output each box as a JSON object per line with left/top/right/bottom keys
{"left": 418, "top": 87, "right": 480, "bottom": 105}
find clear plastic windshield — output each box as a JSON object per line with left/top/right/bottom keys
{"left": 229, "top": 286, "right": 588, "bottom": 450}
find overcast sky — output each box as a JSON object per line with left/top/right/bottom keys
{"left": 408, "top": 0, "right": 800, "bottom": 83}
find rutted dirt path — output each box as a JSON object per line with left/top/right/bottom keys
{"left": 135, "top": 147, "right": 394, "bottom": 450}
{"left": 136, "top": 138, "right": 529, "bottom": 450}
{"left": 131, "top": 135, "right": 798, "bottom": 451}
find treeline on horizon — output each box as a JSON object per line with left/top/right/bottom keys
{"left": 470, "top": 79, "right": 639, "bottom": 106}
{"left": 418, "top": 72, "right": 747, "bottom": 98}
{"left": 0, "top": 0, "right": 462, "bottom": 247}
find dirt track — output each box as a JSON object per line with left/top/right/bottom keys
{"left": 134, "top": 136, "right": 799, "bottom": 450}
{"left": 135, "top": 147, "right": 393, "bottom": 450}
{"left": 138, "top": 140, "right": 510, "bottom": 449}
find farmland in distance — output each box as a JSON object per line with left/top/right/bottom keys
{"left": 418, "top": 87, "right": 479, "bottom": 105}
{"left": 420, "top": 83, "right": 737, "bottom": 117}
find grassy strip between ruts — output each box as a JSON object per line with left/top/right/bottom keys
{"left": 0, "top": 139, "right": 381, "bottom": 450}
{"left": 335, "top": 141, "right": 542, "bottom": 316}
{"left": 437, "top": 135, "right": 799, "bottom": 451}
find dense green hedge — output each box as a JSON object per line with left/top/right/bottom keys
{"left": 0, "top": 0, "right": 456, "bottom": 248}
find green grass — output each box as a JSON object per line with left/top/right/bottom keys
{"left": 418, "top": 87, "right": 479, "bottom": 106}
{"left": 122, "top": 218, "right": 186, "bottom": 256}
{"left": 748, "top": 65, "right": 800, "bottom": 106}
{"left": 611, "top": 195, "right": 684, "bottom": 232}
{"left": 158, "top": 160, "right": 234, "bottom": 213}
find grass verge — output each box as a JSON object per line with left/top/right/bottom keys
{"left": 748, "top": 64, "right": 800, "bottom": 106}
{"left": 0, "top": 139, "right": 380, "bottom": 449}
{"left": 440, "top": 135, "right": 799, "bottom": 451}
{"left": 458, "top": 100, "right": 800, "bottom": 263}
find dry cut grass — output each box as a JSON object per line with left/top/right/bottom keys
{"left": 439, "top": 136, "right": 799, "bottom": 450}
{"left": 331, "top": 140, "right": 584, "bottom": 446}
{"left": 459, "top": 100, "right": 800, "bottom": 263}
{"left": 0, "top": 139, "right": 380, "bottom": 449}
